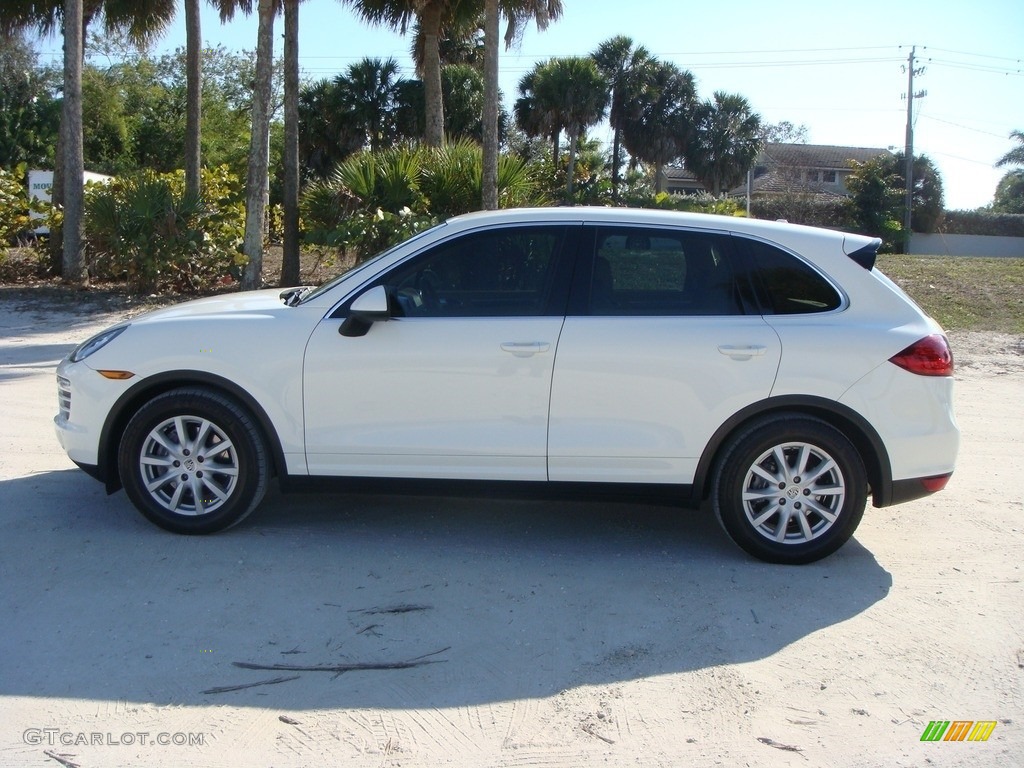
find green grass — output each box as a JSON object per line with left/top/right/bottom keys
{"left": 876, "top": 254, "right": 1024, "bottom": 335}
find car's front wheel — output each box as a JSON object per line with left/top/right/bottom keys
{"left": 118, "top": 388, "right": 269, "bottom": 534}
{"left": 712, "top": 415, "right": 867, "bottom": 564}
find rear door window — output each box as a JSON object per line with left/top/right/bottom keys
{"left": 582, "top": 227, "right": 748, "bottom": 316}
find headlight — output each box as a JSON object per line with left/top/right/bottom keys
{"left": 70, "top": 325, "right": 129, "bottom": 362}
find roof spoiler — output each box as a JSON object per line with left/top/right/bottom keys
{"left": 846, "top": 238, "right": 881, "bottom": 270}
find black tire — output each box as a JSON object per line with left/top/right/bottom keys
{"left": 712, "top": 415, "right": 867, "bottom": 564}
{"left": 118, "top": 388, "right": 269, "bottom": 534}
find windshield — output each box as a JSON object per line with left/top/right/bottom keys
{"left": 297, "top": 224, "right": 445, "bottom": 305}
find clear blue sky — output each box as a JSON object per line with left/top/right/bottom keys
{"left": 44, "top": 0, "right": 1024, "bottom": 209}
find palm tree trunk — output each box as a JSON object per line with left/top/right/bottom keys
{"left": 280, "top": 0, "right": 301, "bottom": 287}
{"left": 241, "top": 0, "right": 275, "bottom": 291}
{"left": 565, "top": 130, "right": 577, "bottom": 203}
{"left": 611, "top": 125, "right": 621, "bottom": 201}
{"left": 61, "top": 0, "right": 84, "bottom": 283}
{"left": 184, "top": 0, "right": 202, "bottom": 199}
{"left": 481, "top": 0, "right": 499, "bottom": 210}
{"left": 420, "top": 3, "right": 445, "bottom": 148}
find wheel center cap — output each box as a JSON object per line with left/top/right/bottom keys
{"left": 787, "top": 486, "right": 800, "bottom": 499}
{"left": 184, "top": 458, "right": 196, "bottom": 472}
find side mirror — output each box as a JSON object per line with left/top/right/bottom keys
{"left": 340, "top": 285, "right": 390, "bottom": 337}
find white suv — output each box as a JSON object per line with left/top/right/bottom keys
{"left": 55, "top": 208, "right": 958, "bottom": 563}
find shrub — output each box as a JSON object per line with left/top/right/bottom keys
{"left": 0, "top": 164, "right": 48, "bottom": 255}
{"left": 940, "top": 209, "right": 1024, "bottom": 237}
{"left": 84, "top": 166, "right": 245, "bottom": 292}
{"left": 302, "top": 140, "right": 546, "bottom": 260}
{"left": 750, "top": 195, "right": 854, "bottom": 230}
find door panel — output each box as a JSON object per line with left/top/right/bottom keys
{"left": 547, "top": 225, "right": 781, "bottom": 483}
{"left": 302, "top": 224, "right": 575, "bottom": 480}
{"left": 303, "top": 316, "right": 564, "bottom": 479}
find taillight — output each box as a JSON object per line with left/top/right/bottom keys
{"left": 889, "top": 334, "right": 954, "bottom": 376}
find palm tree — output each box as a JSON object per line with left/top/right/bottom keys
{"left": 592, "top": 35, "right": 651, "bottom": 201}
{"left": 524, "top": 57, "right": 607, "bottom": 202}
{"left": 514, "top": 63, "right": 559, "bottom": 161}
{"left": 240, "top": 0, "right": 275, "bottom": 290}
{"left": 338, "top": 57, "right": 403, "bottom": 152}
{"left": 280, "top": 0, "right": 301, "bottom": 286}
{"left": 62, "top": 0, "right": 85, "bottom": 283}
{"left": 183, "top": 0, "right": 202, "bottom": 199}
{"left": 996, "top": 129, "right": 1024, "bottom": 168}
{"left": 621, "top": 60, "right": 696, "bottom": 194}
{"left": 342, "top": 0, "right": 480, "bottom": 148}
{"left": 684, "top": 91, "right": 762, "bottom": 196}
{"left": 481, "top": 0, "right": 562, "bottom": 209}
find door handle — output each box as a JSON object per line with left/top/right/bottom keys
{"left": 500, "top": 342, "right": 550, "bottom": 357}
{"left": 718, "top": 344, "right": 768, "bottom": 360}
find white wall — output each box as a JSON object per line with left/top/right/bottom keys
{"left": 909, "top": 233, "right": 1024, "bottom": 258}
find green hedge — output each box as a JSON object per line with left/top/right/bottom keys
{"left": 940, "top": 210, "right": 1024, "bottom": 237}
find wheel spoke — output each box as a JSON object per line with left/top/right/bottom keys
{"left": 201, "top": 477, "right": 230, "bottom": 502}
{"left": 201, "top": 438, "right": 234, "bottom": 461}
{"left": 772, "top": 446, "right": 792, "bottom": 482}
{"left": 166, "top": 481, "right": 186, "bottom": 511}
{"left": 743, "top": 487, "right": 779, "bottom": 502}
{"left": 141, "top": 455, "right": 174, "bottom": 467}
{"left": 774, "top": 508, "right": 793, "bottom": 541}
{"left": 192, "top": 419, "right": 213, "bottom": 453}
{"left": 796, "top": 509, "right": 814, "bottom": 540}
{"left": 751, "top": 504, "right": 780, "bottom": 527}
{"left": 803, "top": 458, "right": 837, "bottom": 485}
{"left": 146, "top": 473, "right": 175, "bottom": 493}
{"left": 804, "top": 497, "right": 838, "bottom": 522}
{"left": 149, "top": 430, "right": 179, "bottom": 456}
{"left": 750, "top": 463, "right": 780, "bottom": 486}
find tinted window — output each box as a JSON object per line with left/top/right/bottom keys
{"left": 383, "top": 227, "right": 566, "bottom": 317}
{"left": 745, "top": 239, "right": 842, "bottom": 314}
{"left": 587, "top": 227, "right": 744, "bottom": 316}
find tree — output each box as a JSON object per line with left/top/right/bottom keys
{"left": 62, "top": 0, "right": 85, "bottom": 282}
{"left": 621, "top": 59, "right": 695, "bottom": 194}
{"left": 532, "top": 56, "right": 607, "bottom": 202}
{"left": 0, "top": 0, "right": 175, "bottom": 276}
{"left": 338, "top": 57, "right": 403, "bottom": 152}
{"left": 240, "top": 0, "right": 275, "bottom": 290}
{"left": 761, "top": 120, "right": 809, "bottom": 145}
{"left": 0, "top": 32, "right": 60, "bottom": 168}
{"left": 993, "top": 170, "right": 1024, "bottom": 214}
{"left": 592, "top": 35, "right": 651, "bottom": 201}
{"left": 684, "top": 91, "right": 762, "bottom": 196}
{"left": 993, "top": 129, "right": 1024, "bottom": 214}
{"left": 481, "top": 0, "right": 562, "bottom": 209}
{"left": 884, "top": 151, "right": 944, "bottom": 233}
{"left": 343, "top": 0, "right": 480, "bottom": 148}
{"left": 280, "top": 0, "right": 301, "bottom": 287}
{"left": 845, "top": 155, "right": 902, "bottom": 248}
{"left": 995, "top": 129, "right": 1024, "bottom": 168}
{"left": 514, "top": 63, "right": 559, "bottom": 160}
{"left": 183, "top": 0, "right": 201, "bottom": 198}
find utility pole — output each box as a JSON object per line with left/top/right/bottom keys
{"left": 903, "top": 47, "right": 926, "bottom": 251}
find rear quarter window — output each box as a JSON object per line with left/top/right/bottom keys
{"left": 744, "top": 239, "right": 843, "bottom": 314}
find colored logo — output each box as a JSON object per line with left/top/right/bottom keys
{"left": 920, "top": 721, "right": 997, "bottom": 742}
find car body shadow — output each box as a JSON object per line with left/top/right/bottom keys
{"left": 0, "top": 469, "right": 891, "bottom": 711}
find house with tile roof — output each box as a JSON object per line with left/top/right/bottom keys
{"left": 662, "top": 143, "right": 893, "bottom": 198}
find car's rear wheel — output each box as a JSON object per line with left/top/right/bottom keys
{"left": 712, "top": 415, "right": 867, "bottom": 564}
{"left": 118, "top": 388, "right": 268, "bottom": 534}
